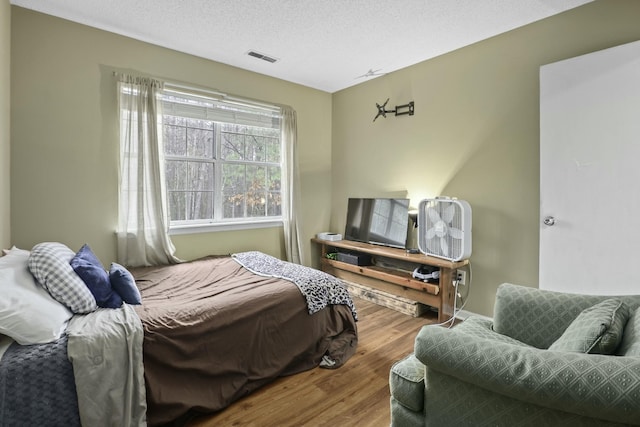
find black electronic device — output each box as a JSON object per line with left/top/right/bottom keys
{"left": 344, "top": 197, "right": 410, "bottom": 249}
{"left": 337, "top": 252, "right": 372, "bottom": 266}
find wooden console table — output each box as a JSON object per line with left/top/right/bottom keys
{"left": 313, "top": 238, "right": 469, "bottom": 322}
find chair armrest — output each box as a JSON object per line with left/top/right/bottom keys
{"left": 415, "top": 324, "right": 640, "bottom": 426}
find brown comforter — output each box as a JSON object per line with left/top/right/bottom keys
{"left": 131, "top": 256, "right": 358, "bottom": 426}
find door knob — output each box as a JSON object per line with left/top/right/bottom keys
{"left": 543, "top": 216, "right": 556, "bottom": 226}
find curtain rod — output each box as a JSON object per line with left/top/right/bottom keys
{"left": 113, "top": 70, "right": 283, "bottom": 113}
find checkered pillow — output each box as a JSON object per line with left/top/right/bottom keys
{"left": 28, "top": 242, "right": 97, "bottom": 313}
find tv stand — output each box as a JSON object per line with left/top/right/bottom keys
{"left": 312, "top": 238, "right": 469, "bottom": 322}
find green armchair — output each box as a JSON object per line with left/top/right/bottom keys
{"left": 389, "top": 283, "right": 640, "bottom": 426}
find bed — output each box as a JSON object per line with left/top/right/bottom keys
{"left": 0, "top": 244, "right": 358, "bottom": 426}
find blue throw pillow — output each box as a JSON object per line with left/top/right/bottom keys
{"left": 109, "top": 262, "right": 142, "bottom": 305}
{"left": 70, "top": 244, "right": 123, "bottom": 309}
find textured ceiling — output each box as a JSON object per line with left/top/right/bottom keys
{"left": 11, "top": 0, "right": 593, "bottom": 93}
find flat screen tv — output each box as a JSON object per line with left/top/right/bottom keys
{"left": 344, "top": 198, "right": 410, "bottom": 249}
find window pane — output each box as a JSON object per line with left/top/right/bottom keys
{"left": 246, "top": 165, "right": 266, "bottom": 217}
{"left": 224, "top": 194, "right": 244, "bottom": 219}
{"left": 267, "top": 166, "right": 280, "bottom": 190}
{"left": 168, "top": 191, "right": 186, "bottom": 221}
{"left": 166, "top": 160, "right": 187, "bottom": 191}
{"left": 246, "top": 135, "right": 265, "bottom": 162}
{"left": 221, "top": 132, "right": 245, "bottom": 161}
{"left": 267, "top": 166, "right": 281, "bottom": 216}
{"left": 187, "top": 161, "right": 214, "bottom": 191}
{"left": 267, "top": 192, "right": 281, "bottom": 216}
{"left": 222, "top": 164, "right": 245, "bottom": 218}
{"left": 186, "top": 191, "right": 213, "bottom": 220}
{"left": 164, "top": 116, "right": 187, "bottom": 156}
{"left": 186, "top": 118, "right": 214, "bottom": 158}
{"left": 266, "top": 138, "right": 280, "bottom": 163}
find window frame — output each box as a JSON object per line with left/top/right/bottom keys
{"left": 160, "top": 86, "right": 284, "bottom": 234}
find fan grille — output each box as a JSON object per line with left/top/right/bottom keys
{"left": 418, "top": 198, "right": 471, "bottom": 261}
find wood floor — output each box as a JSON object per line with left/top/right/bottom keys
{"left": 186, "top": 297, "right": 438, "bottom": 427}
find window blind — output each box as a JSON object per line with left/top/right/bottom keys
{"left": 161, "top": 87, "right": 281, "bottom": 130}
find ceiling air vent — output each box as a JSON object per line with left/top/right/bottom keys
{"left": 247, "top": 50, "right": 278, "bottom": 63}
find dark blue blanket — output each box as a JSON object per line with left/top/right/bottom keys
{"left": 0, "top": 336, "right": 80, "bottom": 427}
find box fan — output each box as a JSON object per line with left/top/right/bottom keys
{"left": 418, "top": 198, "right": 472, "bottom": 261}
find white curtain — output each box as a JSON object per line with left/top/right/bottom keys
{"left": 116, "top": 74, "right": 181, "bottom": 267}
{"left": 281, "top": 106, "right": 304, "bottom": 264}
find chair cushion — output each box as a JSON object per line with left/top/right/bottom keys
{"left": 548, "top": 299, "right": 628, "bottom": 354}
{"left": 617, "top": 306, "right": 640, "bottom": 357}
{"left": 389, "top": 353, "right": 425, "bottom": 413}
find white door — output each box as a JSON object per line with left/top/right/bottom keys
{"left": 540, "top": 40, "right": 640, "bottom": 295}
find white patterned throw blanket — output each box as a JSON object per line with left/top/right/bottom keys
{"left": 232, "top": 251, "right": 358, "bottom": 321}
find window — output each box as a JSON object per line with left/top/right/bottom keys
{"left": 160, "top": 88, "right": 282, "bottom": 232}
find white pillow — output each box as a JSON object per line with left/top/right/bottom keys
{"left": 28, "top": 242, "right": 97, "bottom": 313}
{"left": 0, "top": 248, "right": 73, "bottom": 345}
{"left": 2, "top": 245, "right": 25, "bottom": 256}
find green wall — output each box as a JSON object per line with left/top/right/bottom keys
{"left": 0, "top": 0, "right": 9, "bottom": 249}
{"left": 10, "top": 7, "right": 332, "bottom": 266}
{"left": 9, "top": 1, "right": 640, "bottom": 318}
{"left": 331, "top": 0, "right": 640, "bottom": 316}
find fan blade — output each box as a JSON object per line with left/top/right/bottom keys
{"left": 428, "top": 207, "right": 441, "bottom": 224}
{"left": 434, "top": 221, "right": 447, "bottom": 238}
{"left": 426, "top": 227, "right": 437, "bottom": 239}
{"left": 440, "top": 237, "right": 449, "bottom": 256}
{"left": 449, "top": 227, "right": 463, "bottom": 239}
{"left": 443, "top": 204, "right": 455, "bottom": 223}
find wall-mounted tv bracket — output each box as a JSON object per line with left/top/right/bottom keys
{"left": 373, "top": 98, "right": 415, "bottom": 122}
